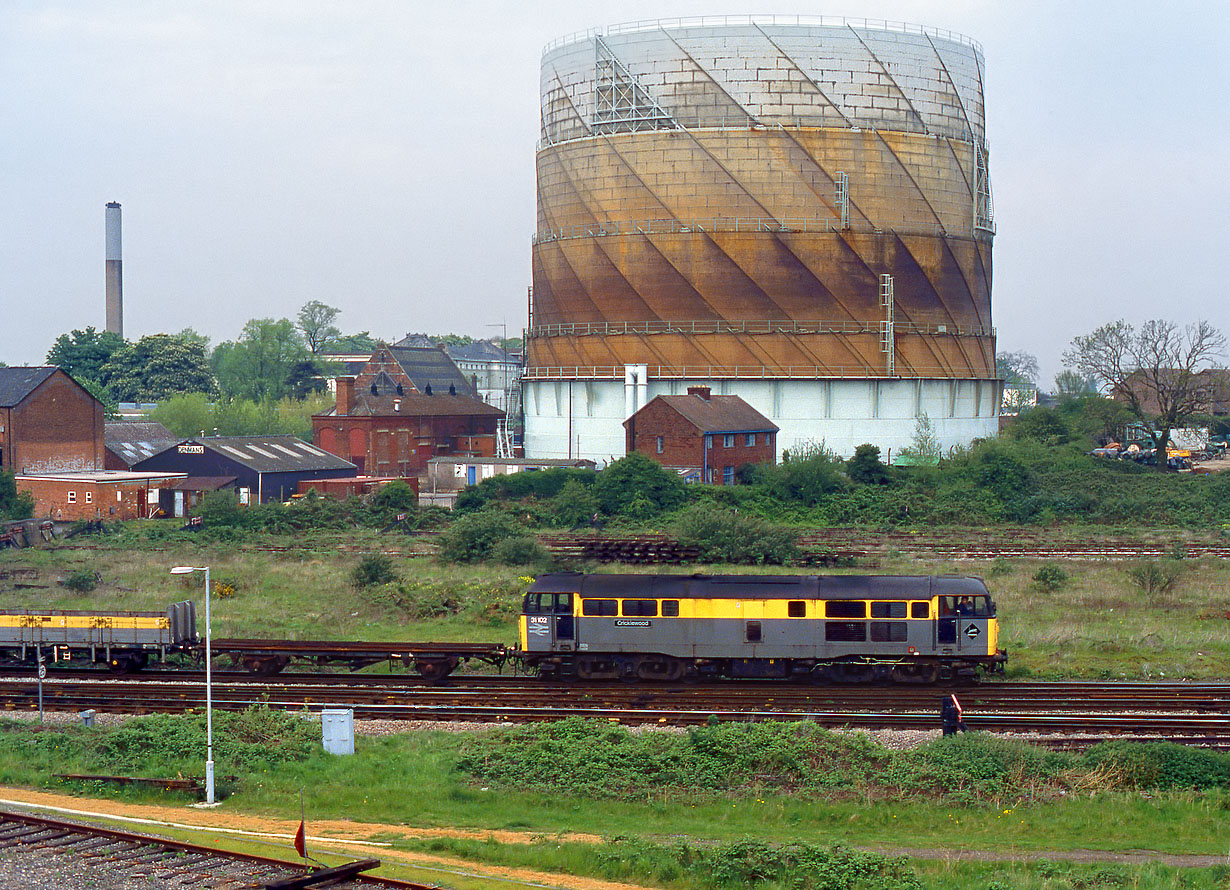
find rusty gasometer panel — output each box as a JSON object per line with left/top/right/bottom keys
{"left": 529, "top": 19, "right": 995, "bottom": 381}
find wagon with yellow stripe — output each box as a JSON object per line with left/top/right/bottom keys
{"left": 0, "top": 602, "right": 197, "bottom": 672}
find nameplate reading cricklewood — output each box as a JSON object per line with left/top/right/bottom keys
{"left": 615, "top": 619, "right": 651, "bottom": 627}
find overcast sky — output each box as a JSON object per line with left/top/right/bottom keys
{"left": 2, "top": 1, "right": 1227, "bottom": 387}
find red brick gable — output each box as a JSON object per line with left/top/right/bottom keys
{"left": 355, "top": 346, "right": 418, "bottom": 395}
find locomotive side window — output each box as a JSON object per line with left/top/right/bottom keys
{"left": 622, "top": 599, "right": 658, "bottom": 617}
{"left": 870, "top": 621, "right": 908, "bottom": 642}
{"left": 870, "top": 601, "right": 906, "bottom": 619}
{"left": 826, "top": 601, "right": 866, "bottom": 619}
{"left": 582, "top": 598, "right": 618, "bottom": 616}
{"left": 825, "top": 621, "right": 866, "bottom": 642}
{"left": 661, "top": 600, "right": 680, "bottom": 617}
{"left": 787, "top": 600, "right": 806, "bottom": 618}
{"left": 554, "top": 593, "right": 573, "bottom": 612}
{"left": 911, "top": 601, "right": 929, "bottom": 618}
{"left": 746, "top": 620, "right": 761, "bottom": 642}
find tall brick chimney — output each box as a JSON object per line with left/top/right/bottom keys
{"left": 336, "top": 376, "right": 355, "bottom": 415}
{"left": 687, "top": 385, "right": 711, "bottom": 400}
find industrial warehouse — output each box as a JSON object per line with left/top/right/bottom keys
{"left": 526, "top": 18, "right": 999, "bottom": 461}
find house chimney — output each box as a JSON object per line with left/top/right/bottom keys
{"left": 336, "top": 376, "right": 355, "bottom": 415}
{"left": 687, "top": 385, "right": 711, "bottom": 400}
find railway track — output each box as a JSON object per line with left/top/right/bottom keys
{"left": 50, "top": 528, "right": 1230, "bottom": 564}
{"left": 0, "top": 810, "right": 433, "bottom": 889}
{"left": 5, "top": 677, "right": 1229, "bottom": 743}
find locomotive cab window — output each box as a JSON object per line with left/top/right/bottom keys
{"left": 622, "top": 599, "right": 658, "bottom": 617}
{"left": 787, "top": 600, "right": 806, "bottom": 618}
{"left": 661, "top": 600, "right": 680, "bottom": 617}
{"left": 582, "top": 598, "right": 618, "bottom": 616}
{"left": 870, "top": 601, "right": 906, "bottom": 619}
{"left": 524, "top": 593, "right": 574, "bottom": 614}
{"left": 826, "top": 601, "right": 866, "bottom": 619}
{"left": 940, "top": 595, "right": 992, "bottom": 617}
{"left": 911, "top": 601, "right": 930, "bottom": 619}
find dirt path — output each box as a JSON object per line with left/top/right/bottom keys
{"left": 1, "top": 785, "right": 1225, "bottom": 887}
{"left": 0, "top": 787, "right": 640, "bottom": 890}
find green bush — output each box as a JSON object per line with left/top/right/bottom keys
{"left": 1125, "top": 559, "right": 1183, "bottom": 598}
{"left": 62, "top": 569, "right": 99, "bottom": 593}
{"left": 437, "top": 509, "right": 528, "bottom": 563}
{"left": 846, "top": 443, "right": 893, "bottom": 485}
{"left": 1031, "top": 563, "right": 1069, "bottom": 592}
{"left": 594, "top": 837, "right": 921, "bottom": 890}
{"left": 455, "top": 467, "right": 596, "bottom": 512}
{"left": 592, "top": 452, "right": 687, "bottom": 516}
{"left": 550, "top": 478, "right": 600, "bottom": 528}
{"left": 351, "top": 552, "right": 398, "bottom": 587}
{"left": 671, "top": 504, "right": 798, "bottom": 565}
{"left": 194, "top": 490, "right": 246, "bottom": 528}
{"left": 490, "top": 535, "right": 548, "bottom": 566}
{"left": 0, "top": 470, "right": 34, "bottom": 520}
{"left": 758, "top": 440, "right": 847, "bottom": 506}
{"left": 1080, "top": 741, "right": 1230, "bottom": 790}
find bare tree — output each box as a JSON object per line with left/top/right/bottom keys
{"left": 296, "top": 301, "right": 341, "bottom": 354}
{"left": 1063, "top": 319, "right": 1226, "bottom": 468}
{"left": 995, "top": 350, "right": 1040, "bottom": 386}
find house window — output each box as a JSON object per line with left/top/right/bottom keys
{"left": 656, "top": 436, "right": 663, "bottom": 453}
{"left": 67, "top": 491, "right": 77, "bottom": 503}
{"left": 723, "top": 434, "right": 734, "bottom": 447}
{"left": 85, "top": 491, "right": 93, "bottom": 504}
{"left": 705, "top": 436, "right": 713, "bottom": 449}
{"left": 745, "top": 433, "right": 755, "bottom": 446}
{"left": 723, "top": 466, "right": 734, "bottom": 485}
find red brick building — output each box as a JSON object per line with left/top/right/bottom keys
{"left": 312, "top": 345, "right": 504, "bottom": 477}
{"left": 0, "top": 367, "right": 104, "bottom": 475}
{"left": 16, "top": 470, "right": 185, "bottom": 521}
{"left": 624, "top": 386, "right": 778, "bottom": 484}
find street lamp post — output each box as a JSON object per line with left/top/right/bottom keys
{"left": 171, "top": 565, "right": 213, "bottom": 804}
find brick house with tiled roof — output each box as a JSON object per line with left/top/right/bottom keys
{"left": 624, "top": 386, "right": 778, "bottom": 484}
{"left": 312, "top": 346, "right": 504, "bottom": 476}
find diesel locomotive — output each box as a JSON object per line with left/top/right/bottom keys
{"left": 519, "top": 573, "right": 1006, "bottom": 683}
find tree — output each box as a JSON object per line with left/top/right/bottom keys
{"left": 897, "top": 412, "right": 941, "bottom": 465}
{"left": 760, "top": 440, "right": 847, "bottom": 506}
{"left": 0, "top": 470, "right": 34, "bottom": 520}
{"left": 296, "top": 301, "right": 341, "bottom": 354}
{"left": 76, "top": 377, "right": 119, "bottom": 419}
{"left": 1063, "top": 319, "right": 1226, "bottom": 469}
{"left": 1053, "top": 370, "right": 1098, "bottom": 399}
{"left": 996, "top": 350, "right": 1040, "bottom": 386}
{"left": 213, "top": 318, "right": 309, "bottom": 401}
{"left": 328, "top": 331, "right": 378, "bottom": 354}
{"left": 592, "top": 452, "right": 687, "bottom": 516}
{"left": 46, "top": 327, "right": 126, "bottom": 381}
{"left": 284, "top": 360, "right": 327, "bottom": 398}
{"left": 846, "top": 443, "right": 892, "bottom": 485}
{"left": 99, "top": 334, "right": 217, "bottom": 402}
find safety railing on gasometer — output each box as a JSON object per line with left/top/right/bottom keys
{"left": 526, "top": 320, "right": 994, "bottom": 338}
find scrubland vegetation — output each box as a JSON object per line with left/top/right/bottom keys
{"left": 2, "top": 711, "right": 1228, "bottom": 889}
